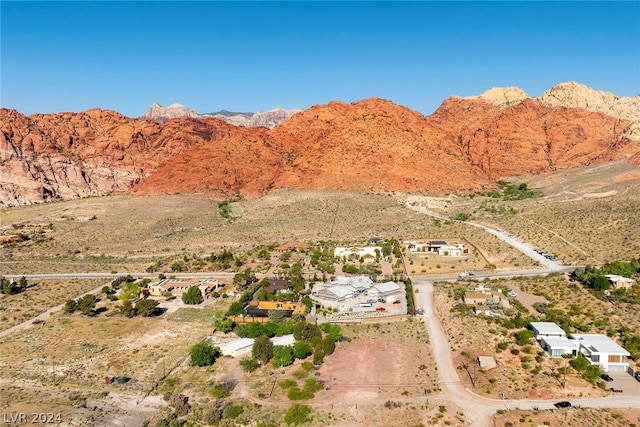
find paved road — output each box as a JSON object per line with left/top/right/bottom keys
{"left": 2, "top": 272, "right": 236, "bottom": 280}
{"left": 404, "top": 202, "right": 570, "bottom": 271}
{"left": 414, "top": 279, "right": 640, "bottom": 427}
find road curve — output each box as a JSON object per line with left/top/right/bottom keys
{"left": 414, "top": 279, "right": 640, "bottom": 427}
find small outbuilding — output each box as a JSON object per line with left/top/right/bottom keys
{"left": 220, "top": 338, "right": 255, "bottom": 358}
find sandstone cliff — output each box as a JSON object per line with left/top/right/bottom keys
{"left": 2, "top": 82, "right": 639, "bottom": 207}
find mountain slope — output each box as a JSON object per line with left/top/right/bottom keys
{"left": 2, "top": 82, "right": 639, "bottom": 206}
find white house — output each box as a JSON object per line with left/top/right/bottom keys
{"left": 219, "top": 338, "right": 255, "bottom": 358}
{"left": 529, "top": 322, "right": 567, "bottom": 341}
{"left": 604, "top": 274, "right": 635, "bottom": 290}
{"left": 570, "top": 334, "right": 630, "bottom": 372}
{"left": 539, "top": 336, "right": 580, "bottom": 357}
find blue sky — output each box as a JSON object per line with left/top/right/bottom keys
{"left": 2, "top": 1, "right": 639, "bottom": 117}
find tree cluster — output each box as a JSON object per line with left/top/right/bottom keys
{"left": 64, "top": 294, "right": 97, "bottom": 316}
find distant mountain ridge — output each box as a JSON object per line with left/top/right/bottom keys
{"left": 2, "top": 82, "right": 639, "bottom": 207}
{"left": 140, "top": 103, "right": 302, "bottom": 129}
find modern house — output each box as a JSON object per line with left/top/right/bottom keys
{"left": 530, "top": 322, "right": 567, "bottom": 341}
{"left": 539, "top": 336, "right": 580, "bottom": 357}
{"left": 529, "top": 322, "right": 631, "bottom": 371}
{"left": 604, "top": 274, "right": 635, "bottom": 290}
{"left": 570, "top": 334, "right": 630, "bottom": 372}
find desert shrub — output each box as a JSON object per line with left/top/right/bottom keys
{"left": 283, "top": 404, "right": 312, "bottom": 425}
{"left": 239, "top": 357, "right": 258, "bottom": 373}
{"left": 168, "top": 393, "right": 190, "bottom": 416}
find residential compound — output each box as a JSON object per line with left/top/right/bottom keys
{"left": 531, "top": 322, "right": 631, "bottom": 372}
{"left": 313, "top": 276, "right": 402, "bottom": 303}
{"left": 148, "top": 278, "right": 221, "bottom": 299}
{"left": 405, "top": 240, "right": 468, "bottom": 257}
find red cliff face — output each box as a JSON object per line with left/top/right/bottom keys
{"left": 2, "top": 85, "right": 639, "bottom": 206}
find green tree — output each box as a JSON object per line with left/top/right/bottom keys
{"left": 283, "top": 404, "right": 312, "bottom": 425}
{"left": 18, "top": 276, "right": 27, "bottom": 289}
{"left": 117, "top": 299, "right": 136, "bottom": 318}
{"left": 226, "top": 301, "right": 244, "bottom": 316}
{"left": 293, "top": 341, "right": 312, "bottom": 359}
{"left": 77, "top": 294, "right": 97, "bottom": 315}
{"left": 322, "top": 336, "right": 336, "bottom": 355}
{"left": 118, "top": 282, "right": 140, "bottom": 301}
{"left": 0, "top": 277, "right": 17, "bottom": 295}
{"left": 239, "top": 357, "right": 258, "bottom": 373}
{"left": 135, "top": 299, "right": 159, "bottom": 317}
{"left": 182, "top": 286, "right": 203, "bottom": 304}
{"left": 293, "top": 321, "right": 322, "bottom": 341}
{"left": 252, "top": 336, "right": 274, "bottom": 364}
{"left": 272, "top": 345, "right": 294, "bottom": 367}
{"left": 514, "top": 329, "right": 535, "bottom": 346}
{"left": 63, "top": 299, "right": 78, "bottom": 314}
{"left": 269, "top": 309, "right": 286, "bottom": 324}
{"left": 321, "top": 324, "right": 343, "bottom": 341}
{"left": 190, "top": 342, "right": 220, "bottom": 367}
{"left": 570, "top": 354, "right": 590, "bottom": 371}
{"left": 233, "top": 268, "right": 256, "bottom": 291}
{"left": 214, "top": 318, "right": 235, "bottom": 333}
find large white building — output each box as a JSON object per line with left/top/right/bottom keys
{"left": 313, "top": 276, "right": 402, "bottom": 303}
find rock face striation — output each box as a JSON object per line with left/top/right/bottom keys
{"left": 140, "top": 103, "right": 301, "bottom": 129}
{"left": 2, "top": 82, "right": 639, "bottom": 206}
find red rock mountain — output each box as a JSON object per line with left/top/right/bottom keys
{"left": 1, "top": 83, "right": 639, "bottom": 206}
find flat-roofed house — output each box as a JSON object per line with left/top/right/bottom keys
{"left": 570, "top": 334, "right": 631, "bottom": 372}
{"left": 539, "top": 336, "right": 580, "bottom": 357}
{"left": 220, "top": 338, "right": 255, "bottom": 357}
{"left": 530, "top": 322, "right": 567, "bottom": 341}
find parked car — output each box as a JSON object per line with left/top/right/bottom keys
{"left": 376, "top": 307, "right": 386, "bottom": 312}
{"left": 634, "top": 373, "right": 640, "bottom": 382}
{"left": 393, "top": 300, "right": 401, "bottom": 304}
{"left": 554, "top": 401, "right": 572, "bottom": 409}
{"left": 601, "top": 374, "right": 614, "bottom": 382}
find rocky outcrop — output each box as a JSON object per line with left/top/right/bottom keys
{"left": 538, "top": 81, "right": 640, "bottom": 122}
{"left": 2, "top": 82, "right": 639, "bottom": 206}
{"left": 203, "top": 107, "right": 302, "bottom": 129}
{"left": 140, "top": 103, "right": 198, "bottom": 123}
{"left": 141, "top": 104, "right": 301, "bottom": 129}
{"left": 470, "top": 87, "right": 530, "bottom": 108}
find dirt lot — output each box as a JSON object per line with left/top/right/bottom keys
{"left": 0, "top": 279, "right": 105, "bottom": 331}
{"left": 0, "top": 297, "right": 226, "bottom": 425}
{"left": 168, "top": 318, "right": 468, "bottom": 426}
